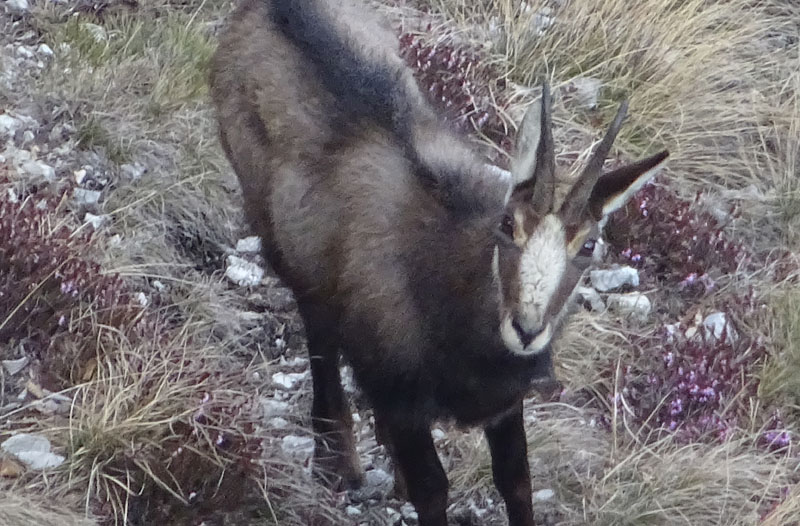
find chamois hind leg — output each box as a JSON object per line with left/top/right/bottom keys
{"left": 484, "top": 401, "right": 535, "bottom": 526}
{"left": 297, "top": 301, "right": 363, "bottom": 490}
{"left": 379, "top": 413, "right": 448, "bottom": 526}
{"left": 374, "top": 412, "right": 408, "bottom": 500}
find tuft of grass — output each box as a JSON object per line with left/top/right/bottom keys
{"left": 760, "top": 288, "right": 800, "bottom": 411}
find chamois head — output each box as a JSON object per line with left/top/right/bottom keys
{"left": 494, "top": 83, "right": 669, "bottom": 356}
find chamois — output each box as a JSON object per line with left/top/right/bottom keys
{"left": 210, "top": 0, "right": 669, "bottom": 524}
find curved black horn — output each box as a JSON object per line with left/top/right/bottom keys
{"left": 559, "top": 100, "right": 628, "bottom": 221}
{"left": 530, "top": 82, "right": 556, "bottom": 214}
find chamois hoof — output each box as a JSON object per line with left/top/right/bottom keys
{"left": 313, "top": 454, "right": 365, "bottom": 491}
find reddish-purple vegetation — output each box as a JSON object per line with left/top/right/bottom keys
{"left": 602, "top": 182, "right": 787, "bottom": 447}
{"left": 0, "top": 177, "right": 146, "bottom": 387}
{"left": 399, "top": 31, "right": 514, "bottom": 157}
{"left": 605, "top": 182, "right": 749, "bottom": 298}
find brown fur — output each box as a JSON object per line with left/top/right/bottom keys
{"left": 210, "top": 1, "right": 667, "bottom": 524}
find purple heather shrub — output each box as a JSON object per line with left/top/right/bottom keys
{"left": 604, "top": 182, "right": 750, "bottom": 299}
{"left": 399, "top": 31, "right": 514, "bottom": 158}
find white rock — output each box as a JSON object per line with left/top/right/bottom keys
{"left": 37, "top": 43, "right": 54, "bottom": 57}
{"left": 73, "top": 188, "right": 102, "bottom": 205}
{"left": 6, "top": 187, "right": 17, "bottom": 203}
{"left": 607, "top": 292, "right": 651, "bottom": 320}
{"left": 400, "top": 503, "right": 418, "bottom": 520}
{"left": 21, "top": 160, "right": 55, "bottom": 181}
{"left": 533, "top": 488, "right": 555, "bottom": 502}
{"left": 702, "top": 312, "right": 737, "bottom": 343}
{"left": 566, "top": 76, "right": 603, "bottom": 109}
{"left": 225, "top": 255, "right": 265, "bottom": 287}
{"left": 281, "top": 435, "right": 314, "bottom": 459}
{"left": 83, "top": 212, "right": 108, "bottom": 229}
{"left": 2, "top": 357, "right": 29, "bottom": 375}
{"left": 1, "top": 433, "right": 65, "bottom": 470}
{"left": 135, "top": 292, "right": 148, "bottom": 306}
{"left": 16, "top": 46, "right": 34, "bottom": 59}
{"left": 576, "top": 286, "right": 605, "bottom": 311}
{"left": 236, "top": 236, "right": 262, "bottom": 253}
{"left": 261, "top": 398, "right": 289, "bottom": 417}
{"left": 431, "top": 428, "right": 447, "bottom": 441}
{"left": 0, "top": 114, "right": 22, "bottom": 136}
{"left": 345, "top": 505, "right": 363, "bottom": 516}
{"left": 350, "top": 468, "right": 393, "bottom": 502}
{"left": 5, "top": 0, "right": 29, "bottom": 14}
{"left": 340, "top": 365, "right": 357, "bottom": 394}
{"left": 271, "top": 371, "right": 308, "bottom": 389}
{"left": 73, "top": 168, "right": 87, "bottom": 184}
{"left": 268, "top": 417, "right": 289, "bottom": 429}
{"left": 120, "top": 162, "right": 145, "bottom": 180}
{"left": 21, "top": 130, "right": 34, "bottom": 143}
{"left": 152, "top": 280, "right": 166, "bottom": 292}
{"left": 590, "top": 266, "right": 639, "bottom": 292}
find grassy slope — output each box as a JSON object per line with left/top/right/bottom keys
{"left": 1, "top": 0, "right": 799, "bottom": 524}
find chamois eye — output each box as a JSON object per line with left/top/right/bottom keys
{"left": 579, "top": 238, "right": 596, "bottom": 257}
{"left": 499, "top": 214, "right": 514, "bottom": 238}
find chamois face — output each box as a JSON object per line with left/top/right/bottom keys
{"left": 493, "top": 85, "right": 669, "bottom": 356}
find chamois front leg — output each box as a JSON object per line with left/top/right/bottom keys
{"left": 484, "top": 401, "right": 535, "bottom": 526}
{"left": 298, "top": 301, "right": 364, "bottom": 490}
{"left": 381, "top": 415, "right": 448, "bottom": 526}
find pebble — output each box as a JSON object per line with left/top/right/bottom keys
{"left": 235, "top": 236, "right": 262, "bottom": 253}
{"left": 271, "top": 371, "right": 308, "bottom": 389}
{"left": 5, "top": 0, "right": 29, "bottom": 14}
{"left": 21, "top": 160, "right": 55, "bottom": 181}
{"left": 533, "top": 488, "right": 555, "bottom": 502}
{"left": 280, "top": 435, "right": 314, "bottom": 460}
{"left": 225, "top": 255, "right": 265, "bottom": 287}
{"left": 0, "top": 114, "right": 22, "bottom": 136}
{"left": 701, "top": 311, "right": 738, "bottom": 343}
{"left": 590, "top": 266, "right": 639, "bottom": 292}
{"left": 2, "top": 357, "right": 29, "bottom": 375}
{"left": 73, "top": 187, "right": 102, "bottom": 205}
{"left": 1, "top": 433, "right": 65, "bottom": 470}
{"left": 607, "top": 292, "right": 651, "bottom": 320}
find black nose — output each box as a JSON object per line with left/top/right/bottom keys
{"left": 512, "top": 318, "right": 543, "bottom": 348}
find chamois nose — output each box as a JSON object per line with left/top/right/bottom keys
{"left": 511, "top": 318, "right": 544, "bottom": 348}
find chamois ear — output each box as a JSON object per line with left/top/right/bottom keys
{"left": 588, "top": 150, "right": 669, "bottom": 219}
{"left": 511, "top": 99, "right": 543, "bottom": 187}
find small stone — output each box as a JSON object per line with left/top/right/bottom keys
{"left": 271, "top": 371, "right": 308, "bottom": 389}
{"left": 0, "top": 457, "right": 25, "bottom": 478}
{"left": 120, "top": 162, "right": 145, "bottom": 180}
{"left": 37, "top": 43, "right": 54, "bottom": 56}
{"left": 1, "top": 434, "right": 65, "bottom": 470}
{"left": 236, "top": 236, "right": 262, "bottom": 253}
{"left": 590, "top": 266, "right": 639, "bottom": 292}
{"left": 0, "top": 114, "right": 22, "bottom": 136}
{"left": 5, "top": 0, "right": 29, "bottom": 13}
{"left": 225, "top": 255, "right": 265, "bottom": 287}
{"left": 135, "top": 292, "right": 148, "bottom": 306}
{"left": 73, "top": 188, "right": 102, "bottom": 205}
{"left": 533, "top": 488, "right": 555, "bottom": 502}
{"left": 6, "top": 187, "right": 17, "bottom": 203}
{"left": 152, "top": 280, "right": 166, "bottom": 292}
{"left": 565, "top": 76, "right": 603, "bottom": 109}
{"left": 702, "top": 312, "right": 737, "bottom": 343}
{"left": 431, "top": 428, "right": 447, "bottom": 441}
{"left": 261, "top": 398, "right": 289, "bottom": 417}
{"left": 349, "top": 468, "right": 393, "bottom": 502}
{"left": 346, "top": 505, "right": 362, "bottom": 517}
{"left": 575, "top": 286, "right": 605, "bottom": 311}
{"left": 21, "top": 130, "right": 34, "bottom": 143}
{"left": 16, "top": 46, "right": 34, "bottom": 59}
{"left": 268, "top": 417, "right": 289, "bottom": 429}
{"left": 400, "top": 502, "right": 418, "bottom": 520}
{"left": 280, "top": 435, "right": 314, "bottom": 459}
{"left": 74, "top": 168, "right": 87, "bottom": 184}
{"left": 83, "top": 212, "right": 108, "bottom": 229}
{"left": 21, "top": 160, "right": 55, "bottom": 181}
{"left": 2, "top": 357, "right": 29, "bottom": 375}
{"left": 607, "top": 292, "right": 651, "bottom": 320}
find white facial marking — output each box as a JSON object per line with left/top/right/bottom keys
{"left": 501, "top": 316, "right": 552, "bottom": 355}
{"left": 518, "top": 214, "right": 566, "bottom": 332}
